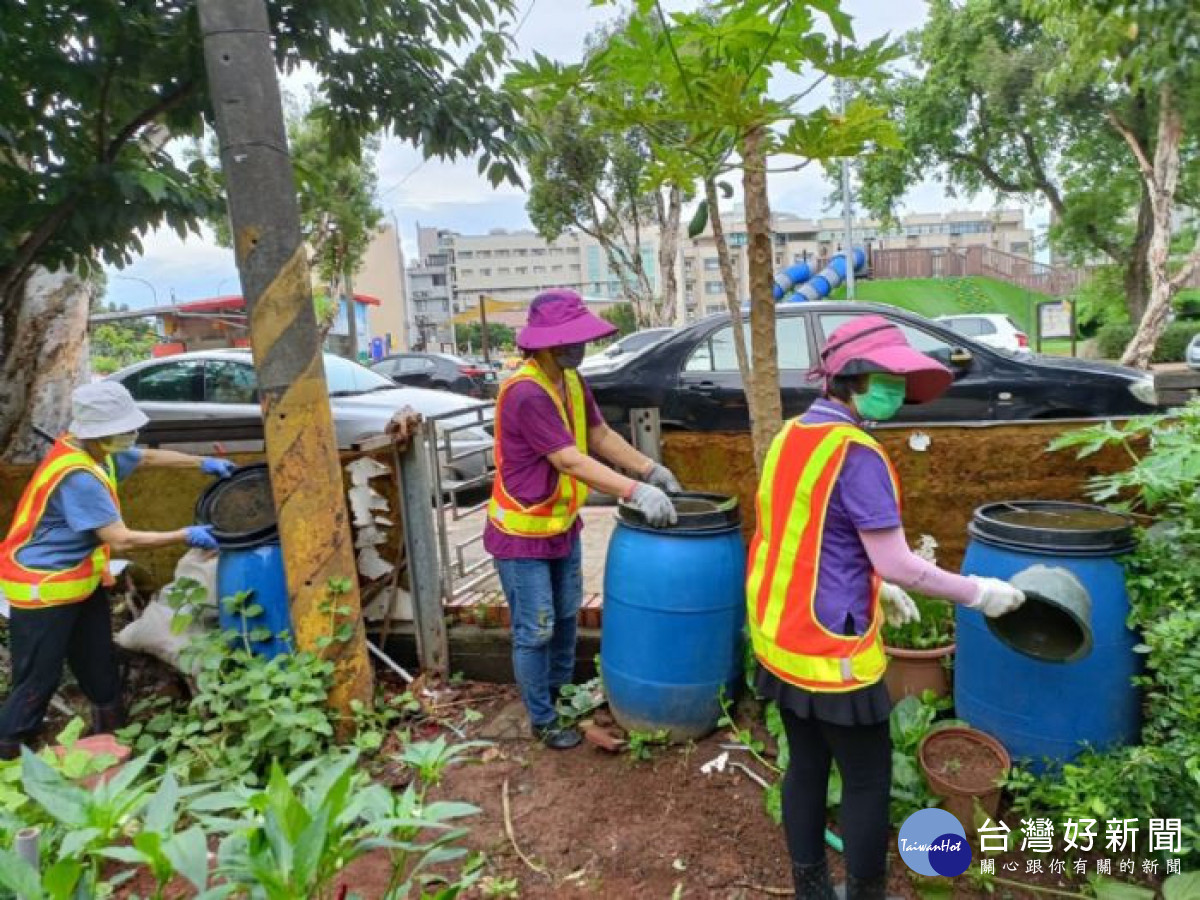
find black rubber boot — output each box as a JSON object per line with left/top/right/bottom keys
{"left": 842, "top": 874, "right": 898, "bottom": 900}
{"left": 791, "top": 861, "right": 836, "bottom": 900}
{"left": 0, "top": 739, "right": 22, "bottom": 761}
{"left": 534, "top": 724, "right": 582, "bottom": 750}
{"left": 90, "top": 702, "right": 127, "bottom": 736}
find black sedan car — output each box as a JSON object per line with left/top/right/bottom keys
{"left": 370, "top": 352, "right": 496, "bottom": 399}
{"left": 587, "top": 302, "right": 1160, "bottom": 431}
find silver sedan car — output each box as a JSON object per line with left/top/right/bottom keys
{"left": 108, "top": 350, "right": 494, "bottom": 488}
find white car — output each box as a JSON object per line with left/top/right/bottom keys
{"left": 935, "top": 314, "right": 1031, "bottom": 353}
{"left": 1188, "top": 333, "right": 1200, "bottom": 372}
{"left": 109, "top": 350, "right": 494, "bottom": 488}
{"left": 580, "top": 327, "right": 674, "bottom": 375}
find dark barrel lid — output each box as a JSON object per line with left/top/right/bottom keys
{"left": 195, "top": 463, "right": 279, "bottom": 549}
{"left": 618, "top": 491, "right": 741, "bottom": 534}
{"left": 970, "top": 501, "right": 1134, "bottom": 554}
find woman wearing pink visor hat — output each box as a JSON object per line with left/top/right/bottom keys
{"left": 745, "top": 316, "right": 1024, "bottom": 900}
{"left": 486, "top": 290, "right": 681, "bottom": 750}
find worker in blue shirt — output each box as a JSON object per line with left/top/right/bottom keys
{"left": 0, "top": 382, "right": 229, "bottom": 758}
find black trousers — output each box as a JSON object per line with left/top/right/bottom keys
{"left": 0, "top": 588, "right": 120, "bottom": 743}
{"left": 780, "top": 708, "right": 893, "bottom": 880}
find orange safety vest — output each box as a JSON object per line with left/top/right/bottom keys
{"left": 0, "top": 437, "right": 118, "bottom": 609}
{"left": 487, "top": 360, "right": 590, "bottom": 538}
{"left": 746, "top": 421, "right": 901, "bottom": 692}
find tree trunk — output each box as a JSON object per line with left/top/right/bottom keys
{"left": 1118, "top": 89, "right": 1182, "bottom": 370}
{"left": 1122, "top": 190, "right": 1154, "bottom": 323}
{"left": 742, "top": 126, "right": 782, "bottom": 471}
{"left": 705, "top": 177, "right": 754, "bottom": 401}
{"left": 0, "top": 269, "right": 92, "bottom": 463}
{"left": 656, "top": 185, "right": 683, "bottom": 326}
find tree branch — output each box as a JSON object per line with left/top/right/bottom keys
{"left": 104, "top": 78, "right": 198, "bottom": 163}
{"left": 1107, "top": 110, "right": 1155, "bottom": 184}
{"left": 946, "top": 150, "right": 1027, "bottom": 194}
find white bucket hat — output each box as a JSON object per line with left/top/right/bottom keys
{"left": 69, "top": 382, "right": 149, "bottom": 440}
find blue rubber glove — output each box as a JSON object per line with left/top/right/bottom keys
{"left": 184, "top": 525, "right": 219, "bottom": 551}
{"left": 200, "top": 457, "right": 236, "bottom": 479}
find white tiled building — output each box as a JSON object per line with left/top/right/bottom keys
{"left": 382, "top": 208, "right": 1034, "bottom": 346}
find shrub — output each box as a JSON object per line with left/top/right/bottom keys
{"left": 1095, "top": 322, "right": 1199, "bottom": 362}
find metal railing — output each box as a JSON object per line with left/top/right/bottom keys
{"left": 421, "top": 403, "right": 497, "bottom": 603}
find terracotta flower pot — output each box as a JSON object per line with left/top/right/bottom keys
{"left": 883, "top": 643, "right": 954, "bottom": 703}
{"left": 918, "top": 726, "right": 1011, "bottom": 835}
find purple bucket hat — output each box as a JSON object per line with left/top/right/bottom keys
{"left": 810, "top": 314, "right": 953, "bottom": 403}
{"left": 517, "top": 289, "right": 618, "bottom": 351}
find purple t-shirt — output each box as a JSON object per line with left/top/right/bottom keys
{"left": 484, "top": 376, "right": 605, "bottom": 560}
{"left": 801, "top": 399, "right": 902, "bottom": 634}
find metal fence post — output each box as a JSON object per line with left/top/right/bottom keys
{"left": 398, "top": 427, "right": 450, "bottom": 678}
{"left": 630, "top": 408, "right": 663, "bottom": 464}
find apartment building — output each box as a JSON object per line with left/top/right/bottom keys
{"left": 401, "top": 207, "right": 1034, "bottom": 343}
{"left": 353, "top": 221, "right": 409, "bottom": 354}
{"left": 451, "top": 229, "right": 655, "bottom": 303}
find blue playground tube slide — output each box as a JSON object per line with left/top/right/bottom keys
{"left": 772, "top": 248, "right": 866, "bottom": 302}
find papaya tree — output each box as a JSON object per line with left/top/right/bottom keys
{"left": 512, "top": 0, "right": 898, "bottom": 469}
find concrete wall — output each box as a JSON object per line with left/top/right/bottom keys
{"left": 662, "top": 421, "right": 1131, "bottom": 569}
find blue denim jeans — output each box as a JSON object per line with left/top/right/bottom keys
{"left": 494, "top": 540, "right": 583, "bottom": 729}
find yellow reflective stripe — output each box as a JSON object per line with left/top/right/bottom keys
{"left": 488, "top": 362, "right": 589, "bottom": 537}
{"left": 760, "top": 428, "right": 856, "bottom": 641}
{"left": 0, "top": 572, "right": 102, "bottom": 602}
{"left": 744, "top": 425, "right": 790, "bottom": 619}
{"left": 749, "top": 618, "right": 887, "bottom": 692}
{"left": 487, "top": 499, "right": 577, "bottom": 536}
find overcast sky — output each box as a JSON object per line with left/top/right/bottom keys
{"left": 103, "top": 0, "right": 1044, "bottom": 310}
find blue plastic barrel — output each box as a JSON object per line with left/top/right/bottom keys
{"left": 216, "top": 543, "right": 293, "bottom": 659}
{"left": 601, "top": 493, "right": 746, "bottom": 740}
{"left": 956, "top": 501, "right": 1139, "bottom": 768}
{"left": 197, "top": 464, "right": 293, "bottom": 659}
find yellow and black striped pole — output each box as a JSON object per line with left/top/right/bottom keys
{"left": 198, "top": 0, "right": 372, "bottom": 718}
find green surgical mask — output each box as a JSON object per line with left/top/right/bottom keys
{"left": 99, "top": 431, "right": 138, "bottom": 453}
{"left": 852, "top": 374, "right": 907, "bottom": 421}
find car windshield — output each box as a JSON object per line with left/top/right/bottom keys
{"left": 323, "top": 354, "right": 397, "bottom": 396}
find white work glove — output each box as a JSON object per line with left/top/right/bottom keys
{"left": 628, "top": 483, "right": 678, "bottom": 528}
{"left": 643, "top": 462, "right": 682, "bottom": 494}
{"left": 967, "top": 577, "right": 1026, "bottom": 618}
{"left": 880, "top": 582, "right": 921, "bottom": 627}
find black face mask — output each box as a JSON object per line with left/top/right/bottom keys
{"left": 552, "top": 344, "right": 587, "bottom": 370}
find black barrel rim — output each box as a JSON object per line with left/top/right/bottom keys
{"left": 970, "top": 501, "right": 1134, "bottom": 554}
{"left": 195, "top": 463, "right": 279, "bottom": 550}
{"left": 618, "top": 491, "right": 741, "bottom": 533}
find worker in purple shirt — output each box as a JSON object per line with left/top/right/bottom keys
{"left": 485, "top": 291, "right": 680, "bottom": 749}
{"left": 747, "top": 316, "right": 1025, "bottom": 900}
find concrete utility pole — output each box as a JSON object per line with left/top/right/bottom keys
{"left": 837, "top": 76, "right": 857, "bottom": 301}
{"left": 198, "top": 0, "right": 372, "bottom": 716}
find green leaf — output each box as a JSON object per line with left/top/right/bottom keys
{"left": 0, "top": 848, "right": 43, "bottom": 898}
{"left": 1090, "top": 877, "right": 1156, "bottom": 900}
{"left": 164, "top": 826, "right": 210, "bottom": 891}
{"left": 54, "top": 717, "right": 86, "bottom": 749}
{"left": 1163, "top": 873, "right": 1200, "bottom": 900}
{"left": 21, "top": 749, "right": 89, "bottom": 828}
{"left": 42, "top": 858, "right": 83, "bottom": 899}
{"left": 145, "top": 770, "right": 180, "bottom": 835}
